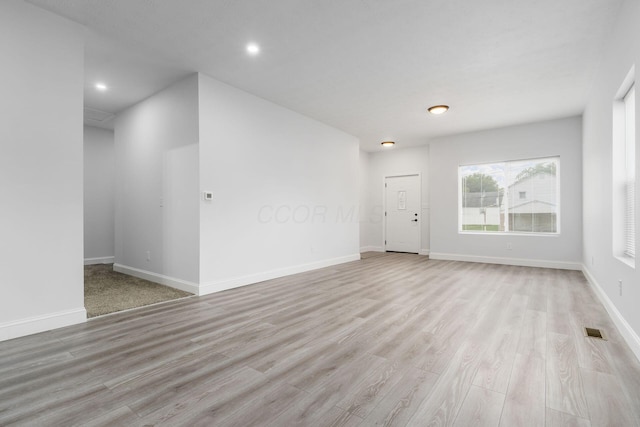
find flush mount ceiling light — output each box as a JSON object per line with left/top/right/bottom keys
{"left": 95, "top": 82, "right": 108, "bottom": 91}
{"left": 428, "top": 105, "right": 449, "bottom": 115}
{"left": 381, "top": 141, "right": 395, "bottom": 147}
{"left": 246, "top": 43, "right": 260, "bottom": 55}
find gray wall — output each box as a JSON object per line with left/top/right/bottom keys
{"left": 114, "top": 74, "right": 200, "bottom": 286}
{"left": 0, "top": 0, "right": 85, "bottom": 340}
{"left": 198, "top": 73, "right": 360, "bottom": 293}
{"left": 429, "top": 116, "right": 583, "bottom": 269}
{"left": 582, "top": 0, "right": 640, "bottom": 358}
{"left": 84, "top": 126, "right": 115, "bottom": 263}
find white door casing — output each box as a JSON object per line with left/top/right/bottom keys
{"left": 385, "top": 174, "right": 420, "bottom": 253}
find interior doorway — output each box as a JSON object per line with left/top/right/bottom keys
{"left": 83, "top": 126, "right": 193, "bottom": 318}
{"left": 385, "top": 174, "right": 421, "bottom": 253}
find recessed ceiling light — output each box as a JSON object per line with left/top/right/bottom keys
{"left": 381, "top": 141, "right": 395, "bottom": 147}
{"left": 428, "top": 105, "right": 449, "bottom": 115}
{"left": 95, "top": 82, "right": 108, "bottom": 91}
{"left": 246, "top": 43, "right": 260, "bottom": 55}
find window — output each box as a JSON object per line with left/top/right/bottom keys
{"left": 622, "top": 85, "right": 636, "bottom": 258}
{"left": 459, "top": 157, "right": 559, "bottom": 233}
{"left": 624, "top": 84, "right": 635, "bottom": 258}
{"left": 613, "top": 69, "right": 635, "bottom": 264}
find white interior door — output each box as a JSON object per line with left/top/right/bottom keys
{"left": 385, "top": 175, "right": 420, "bottom": 253}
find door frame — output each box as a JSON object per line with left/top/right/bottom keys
{"left": 382, "top": 173, "right": 421, "bottom": 253}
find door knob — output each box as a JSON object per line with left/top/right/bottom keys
{"left": 411, "top": 219, "right": 418, "bottom": 222}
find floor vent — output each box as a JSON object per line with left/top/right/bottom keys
{"left": 584, "top": 327, "right": 606, "bottom": 340}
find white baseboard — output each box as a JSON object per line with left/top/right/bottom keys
{"left": 582, "top": 266, "right": 640, "bottom": 362}
{"left": 199, "top": 253, "right": 361, "bottom": 296}
{"left": 0, "top": 307, "right": 86, "bottom": 342}
{"left": 84, "top": 256, "right": 115, "bottom": 265}
{"left": 428, "top": 252, "right": 581, "bottom": 270}
{"left": 113, "top": 264, "right": 200, "bottom": 295}
{"left": 360, "top": 247, "right": 429, "bottom": 256}
{"left": 360, "top": 246, "right": 384, "bottom": 253}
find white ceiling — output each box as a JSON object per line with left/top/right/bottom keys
{"left": 26, "top": 0, "right": 623, "bottom": 151}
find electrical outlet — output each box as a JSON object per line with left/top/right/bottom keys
{"left": 619, "top": 280, "right": 623, "bottom": 296}
{"left": 146, "top": 251, "right": 151, "bottom": 262}
{"left": 506, "top": 243, "right": 512, "bottom": 250}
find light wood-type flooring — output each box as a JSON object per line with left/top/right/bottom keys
{"left": 1, "top": 253, "right": 640, "bottom": 426}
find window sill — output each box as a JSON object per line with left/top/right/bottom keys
{"left": 458, "top": 231, "right": 559, "bottom": 237}
{"left": 615, "top": 255, "right": 636, "bottom": 269}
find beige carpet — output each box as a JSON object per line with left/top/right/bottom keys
{"left": 84, "top": 264, "right": 193, "bottom": 318}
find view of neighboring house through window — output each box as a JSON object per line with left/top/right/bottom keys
{"left": 459, "top": 157, "right": 560, "bottom": 233}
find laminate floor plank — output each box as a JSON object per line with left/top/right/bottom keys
{"left": 499, "top": 352, "right": 546, "bottom": 427}
{"left": 217, "top": 381, "right": 303, "bottom": 427}
{"left": 546, "top": 332, "right": 589, "bottom": 418}
{"left": 267, "top": 351, "right": 394, "bottom": 427}
{"left": 125, "top": 353, "right": 244, "bottom": 417}
{"left": 103, "top": 344, "right": 228, "bottom": 392}
{"left": 498, "top": 306, "right": 547, "bottom": 427}
{"left": 227, "top": 325, "right": 331, "bottom": 373}
{"left": 338, "top": 304, "right": 423, "bottom": 349}
{"left": 370, "top": 308, "right": 436, "bottom": 362}
{"left": 404, "top": 282, "right": 514, "bottom": 426}
{"left": 517, "top": 309, "right": 547, "bottom": 358}
{"left": 525, "top": 276, "right": 549, "bottom": 312}
{"left": 0, "top": 349, "right": 75, "bottom": 380}
{"left": 605, "top": 341, "right": 640, "bottom": 424}
{"left": 81, "top": 406, "right": 141, "bottom": 427}
{"left": 0, "top": 314, "right": 227, "bottom": 400}
{"left": 314, "top": 407, "right": 365, "bottom": 427}
{"left": 547, "top": 310, "right": 573, "bottom": 335}
{"left": 0, "top": 336, "right": 68, "bottom": 368}
{"left": 417, "top": 286, "right": 507, "bottom": 375}
{"left": 282, "top": 342, "right": 379, "bottom": 392}
{"left": 0, "top": 382, "right": 111, "bottom": 426}
{"left": 136, "top": 365, "right": 268, "bottom": 426}
{"left": 545, "top": 408, "right": 591, "bottom": 427}
{"left": 472, "top": 294, "right": 528, "bottom": 393}
{"left": 414, "top": 305, "right": 482, "bottom": 374}
{"left": 581, "top": 369, "right": 640, "bottom": 427}
{"left": 352, "top": 366, "right": 439, "bottom": 426}
{"left": 335, "top": 360, "right": 410, "bottom": 418}
{"left": 61, "top": 296, "right": 208, "bottom": 343}
{"left": 1, "top": 253, "right": 639, "bottom": 426}
{"left": 452, "top": 385, "right": 505, "bottom": 427}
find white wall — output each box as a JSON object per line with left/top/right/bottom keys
{"left": 84, "top": 126, "right": 115, "bottom": 264}
{"left": 198, "top": 73, "right": 360, "bottom": 293}
{"left": 359, "top": 146, "right": 430, "bottom": 254}
{"left": 583, "top": 0, "right": 640, "bottom": 359}
{"left": 0, "top": 0, "right": 85, "bottom": 341}
{"left": 359, "top": 150, "right": 374, "bottom": 251}
{"left": 429, "top": 116, "right": 583, "bottom": 269}
{"left": 114, "top": 75, "right": 200, "bottom": 288}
